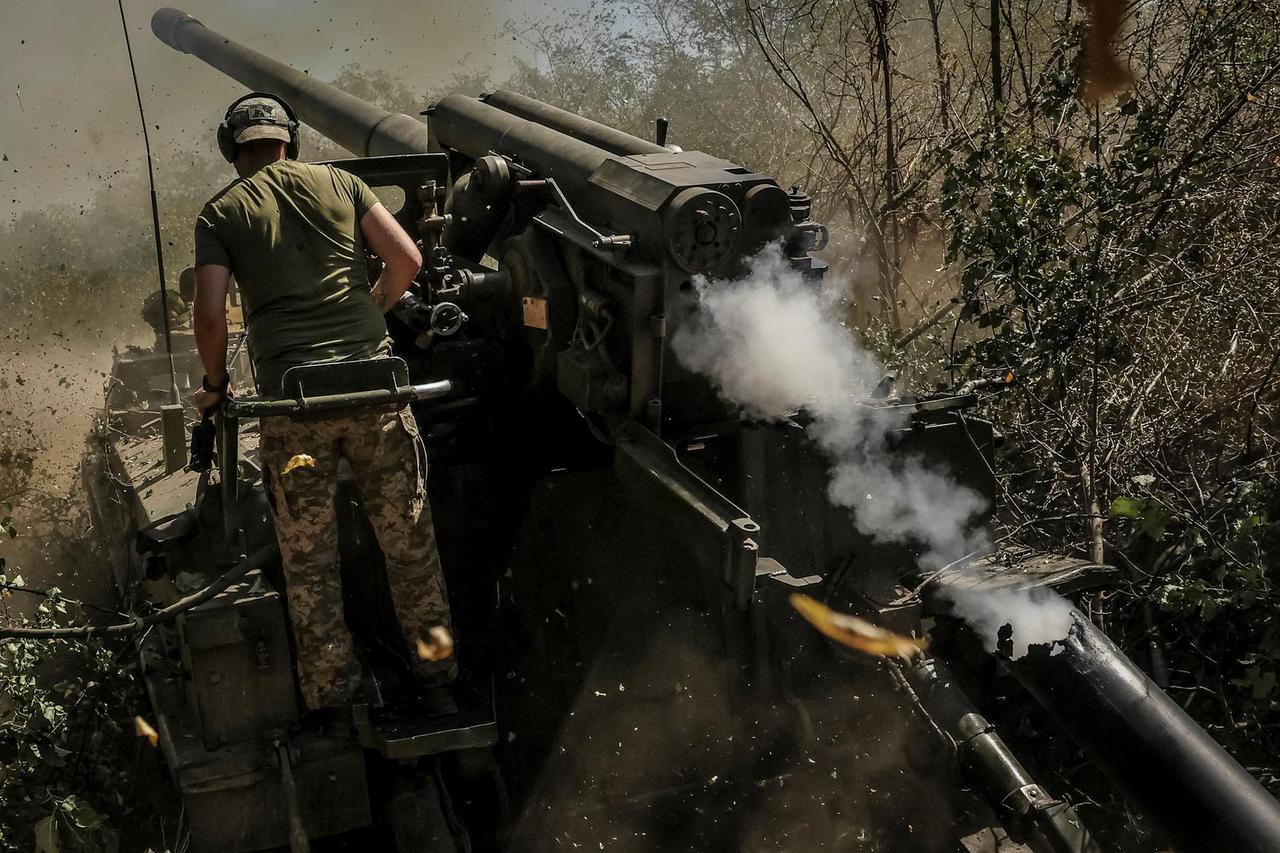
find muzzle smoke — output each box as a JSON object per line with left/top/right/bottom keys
{"left": 672, "top": 246, "right": 1069, "bottom": 657}
{"left": 937, "top": 584, "right": 1076, "bottom": 659}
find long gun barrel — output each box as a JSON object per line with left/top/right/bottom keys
{"left": 480, "top": 90, "right": 667, "bottom": 156}
{"left": 429, "top": 93, "right": 614, "bottom": 201}
{"left": 1009, "top": 610, "right": 1280, "bottom": 852}
{"left": 150, "top": 7, "right": 425, "bottom": 156}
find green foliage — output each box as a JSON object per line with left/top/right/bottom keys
{"left": 1108, "top": 494, "right": 1172, "bottom": 540}
{"left": 0, "top": 475, "right": 145, "bottom": 851}
{"left": 931, "top": 0, "right": 1280, "bottom": 783}
{"left": 1111, "top": 464, "right": 1279, "bottom": 762}
{"left": 0, "top": 574, "right": 142, "bottom": 852}
{"left": 940, "top": 128, "right": 1086, "bottom": 377}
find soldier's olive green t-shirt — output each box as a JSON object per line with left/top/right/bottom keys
{"left": 194, "top": 159, "right": 391, "bottom": 396}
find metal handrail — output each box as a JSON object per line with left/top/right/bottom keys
{"left": 223, "top": 380, "right": 452, "bottom": 418}
{"left": 217, "top": 379, "right": 453, "bottom": 561}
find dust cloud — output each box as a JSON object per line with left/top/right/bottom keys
{"left": 0, "top": 0, "right": 575, "bottom": 216}
{"left": 672, "top": 245, "right": 1072, "bottom": 657}
{"left": 0, "top": 0, "right": 586, "bottom": 457}
{"left": 0, "top": 0, "right": 583, "bottom": 605}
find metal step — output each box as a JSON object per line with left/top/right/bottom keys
{"left": 352, "top": 673, "right": 498, "bottom": 760}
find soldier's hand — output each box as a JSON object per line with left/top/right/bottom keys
{"left": 193, "top": 374, "right": 232, "bottom": 414}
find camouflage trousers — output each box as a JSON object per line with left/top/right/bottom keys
{"left": 258, "top": 404, "right": 452, "bottom": 710}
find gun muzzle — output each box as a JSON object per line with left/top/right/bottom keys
{"left": 151, "top": 8, "right": 425, "bottom": 156}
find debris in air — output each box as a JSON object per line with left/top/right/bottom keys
{"left": 134, "top": 715, "right": 159, "bottom": 747}
{"left": 280, "top": 454, "right": 317, "bottom": 476}
{"left": 790, "top": 594, "right": 926, "bottom": 660}
{"left": 416, "top": 625, "right": 455, "bottom": 661}
{"left": 1082, "top": 0, "right": 1134, "bottom": 101}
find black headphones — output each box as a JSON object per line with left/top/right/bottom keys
{"left": 216, "top": 91, "right": 301, "bottom": 163}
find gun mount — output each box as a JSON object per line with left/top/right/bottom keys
{"left": 78, "top": 7, "right": 1280, "bottom": 852}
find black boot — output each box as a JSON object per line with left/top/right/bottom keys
{"left": 415, "top": 684, "right": 458, "bottom": 718}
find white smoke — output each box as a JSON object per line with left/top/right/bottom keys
{"left": 671, "top": 245, "right": 1071, "bottom": 657}
{"left": 938, "top": 585, "right": 1076, "bottom": 659}
{"left": 670, "top": 249, "right": 881, "bottom": 422}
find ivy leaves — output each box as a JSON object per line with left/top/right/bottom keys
{"left": 1108, "top": 493, "right": 1172, "bottom": 540}
{"left": 1110, "top": 465, "right": 1278, "bottom": 740}
{"left": 940, "top": 125, "right": 1088, "bottom": 380}
{"left": 0, "top": 525, "right": 140, "bottom": 851}
{"left": 931, "top": 4, "right": 1280, "bottom": 779}
{"left": 0, "top": 630, "right": 138, "bottom": 852}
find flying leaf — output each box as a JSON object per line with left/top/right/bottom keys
{"left": 416, "top": 626, "right": 455, "bottom": 662}
{"left": 1109, "top": 495, "right": 1147, "bottom": 519}
{"left": 280, "top": 454, "right": 316, "bottom": 476}
{"left": 134, "top": 716, "right": 159, "bottom": 748}
{"left": 791, "top": 594, "right": 927, "bottom": 660}
{"left": 1081, "top": 0, "right": 1135, "bottom": 102}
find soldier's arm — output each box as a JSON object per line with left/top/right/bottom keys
{"left": 193, "top": 263, "right": 231, "bottom": 390}
{"left": 361, "top": 202, "right": 423, "bottom": 313}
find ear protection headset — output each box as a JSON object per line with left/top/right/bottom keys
{"left": 216, "top": 92, "right": 301, "bottom": 163}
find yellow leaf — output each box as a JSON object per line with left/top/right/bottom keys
{"left": 134, "top": 715, "right": 159, "bottom": 748}
{"left": 416, "top": 625, "right": 455, "bottom": 662}
{"left": 1246, "top": 92, "right": 1256, "bottom": 102}
{"left": 280, "top": 454, "right": 316, "bottom": 476}
{"left": 790, "top": 594, "right": 927, "bottom": 660}
{"left": 1080, "top": 0, "right": 1134, "bottom": 103}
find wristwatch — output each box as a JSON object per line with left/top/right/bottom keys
{"left": 201, "top": 374, "right": 230, "bottom": 394}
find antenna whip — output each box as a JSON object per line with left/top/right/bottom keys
{"left": 117, "top": 0, "right": 181, "bottom": 405}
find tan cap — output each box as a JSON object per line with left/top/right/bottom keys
{"left": 227, "top": 96, "right": 292, "bottom": 145}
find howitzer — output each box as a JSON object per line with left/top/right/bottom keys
{"left": 116, "top": 7, "right": 1280, "bottom": 851}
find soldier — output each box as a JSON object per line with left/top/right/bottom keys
{"left": 140, "top": 281, "right": 191, "bottom": 348}
{"left": 189, "top": 92, "right": 454, "bottom": 718}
